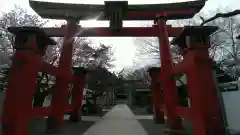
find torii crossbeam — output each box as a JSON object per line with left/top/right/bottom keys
{"left": 29, "top": 0, "right": 205, "bottom": 20}
{"left": 29, "top": 0, "right": 205, "bottom": 32}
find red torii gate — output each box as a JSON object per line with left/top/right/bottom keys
{"left": 148, "top": 26, "right": 225, "bottom": 135}
{"left": 1, "top": 1, "right": 225, "bottom": 135}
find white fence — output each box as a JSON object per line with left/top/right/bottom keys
{"left": 222, "top": 90, "right": 240, "bottom": 131}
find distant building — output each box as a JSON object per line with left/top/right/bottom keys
{"left": 128, "top": 63, "right": 238, "bottom": 107}
{"left": 82, "top": 88, "right": 93, "bottom": 104}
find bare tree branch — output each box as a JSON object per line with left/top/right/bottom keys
{"left": 200, "top": 10, "right": 240, "bottom": 26}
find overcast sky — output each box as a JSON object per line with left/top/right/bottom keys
{"left": 0, "top": 0, "right": 239, "bottom": 71}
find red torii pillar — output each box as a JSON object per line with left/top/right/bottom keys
{"left": 1, "top": 27, "right": 56, "bottom": 135}
{"left": 171, "top": 26, "right": 225, "bottom": 135}
{"left": 190, "top": 42, "right": 224, "bottom": 135}
{"left": 49, "top": 19, "right": 78, "bottom": 130}
{"left": 69, "top": 67, "right": 87, "bottom": 122}
{"left": 156, "top": 17, "right": 183, "bottom": 130}
{"left": 148, "top": 67, "right": 165, "bottom": 124}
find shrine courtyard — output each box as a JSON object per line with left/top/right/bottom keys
{"left": 28, "top": 104, "right": 193, "bottom": 135}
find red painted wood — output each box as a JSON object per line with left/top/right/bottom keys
{"left": 159, "top": 104, "right": 165, "bottom": 112}
{"left": 32, "top": 107, "right": 52, "bottom": 118}
{"left": 29, "top": 0, "right": 205, "bottom": 20}
{"left": 157, "top": 19, "right": 183, "bottom": 130}
{"left": 40, "top": 62, "right": 73, "bottom": 80}
{"left": 2, "top": 40, "right": 42, "bottom": 135}
{"left": 171, "top": 58, "right": 189, "bottom": 76}
{"left": 152, "top": 87, "right": 165, "bottom": 122}
{"left": 175, "top": 107, "right": 191, "bottom": 120}
{"left": 65, "top": 104, "right": 74, "bottom": 112}
{"left": 192, "top": 50, "right": 225, "bottom": 135}
{"left": 128, "top": 9, "right": 197, "bottom": 19}
{"left": 50, "top": 20, "right": 78, "bottom": 129}
{"left": 170, "top": 32, "right": 224, "bottom": 134}
{"left": 70, "top": 75, "right": 85, "bottom": 121}
{"left": 43, "top": 27, "right": 182, "bottom": 37}
{"left": 186, "top": 51, "right": 209, "bottom": 135}
{"left": 1, "top": 9, "right": 224, "bottom": 135}
{"left": 40, "top": 62, "right": 59, "bottom": 76}
{"left": 149, "top": 69, "right": 165, "bottom": 123}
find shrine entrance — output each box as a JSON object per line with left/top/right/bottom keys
{"left": 1, "top": 1, "right": 225, "bottom": 135}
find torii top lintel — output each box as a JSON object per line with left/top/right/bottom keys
{"left": 29, "top": 0, "right": 205, "bottom": 21}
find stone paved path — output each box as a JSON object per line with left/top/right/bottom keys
{"left": 83, "top": 104, "right": 148, "bottom": 135}
{"left": 38, "top": 104, "right": 149, "bottom": 135}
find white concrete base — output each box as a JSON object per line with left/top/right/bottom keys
{"left": 83, "top": 104, "right": 148, "bottom": 135}
{"left": 222, "top": 91, "right": 240, "bottom": 132}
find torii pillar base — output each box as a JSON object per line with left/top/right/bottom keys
{"left": 2, "top": 27, "right": 56, "bottom": 135}
{"left": 148, "top": 67, "right": 165, "bottom": 124}
{"left": 69, "top": 67, "right": 87, "bottom": 122}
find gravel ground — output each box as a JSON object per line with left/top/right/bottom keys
{"left": 43, "top": 121, "right": 95, "bottom": 135}
{"left": 130, "top": 106, "right": 194, "bottom": 135}
{"left": 138, "top": 119, "right": 166, "bottom": 135}
{"left": 28, "top": 105, "right": 194, "bottom": 135}
{"left": 29, "top": 116, "right": 101, "bottom": 135}
{"left": 138, "top": 119, "right": 194, "bottom": 135}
